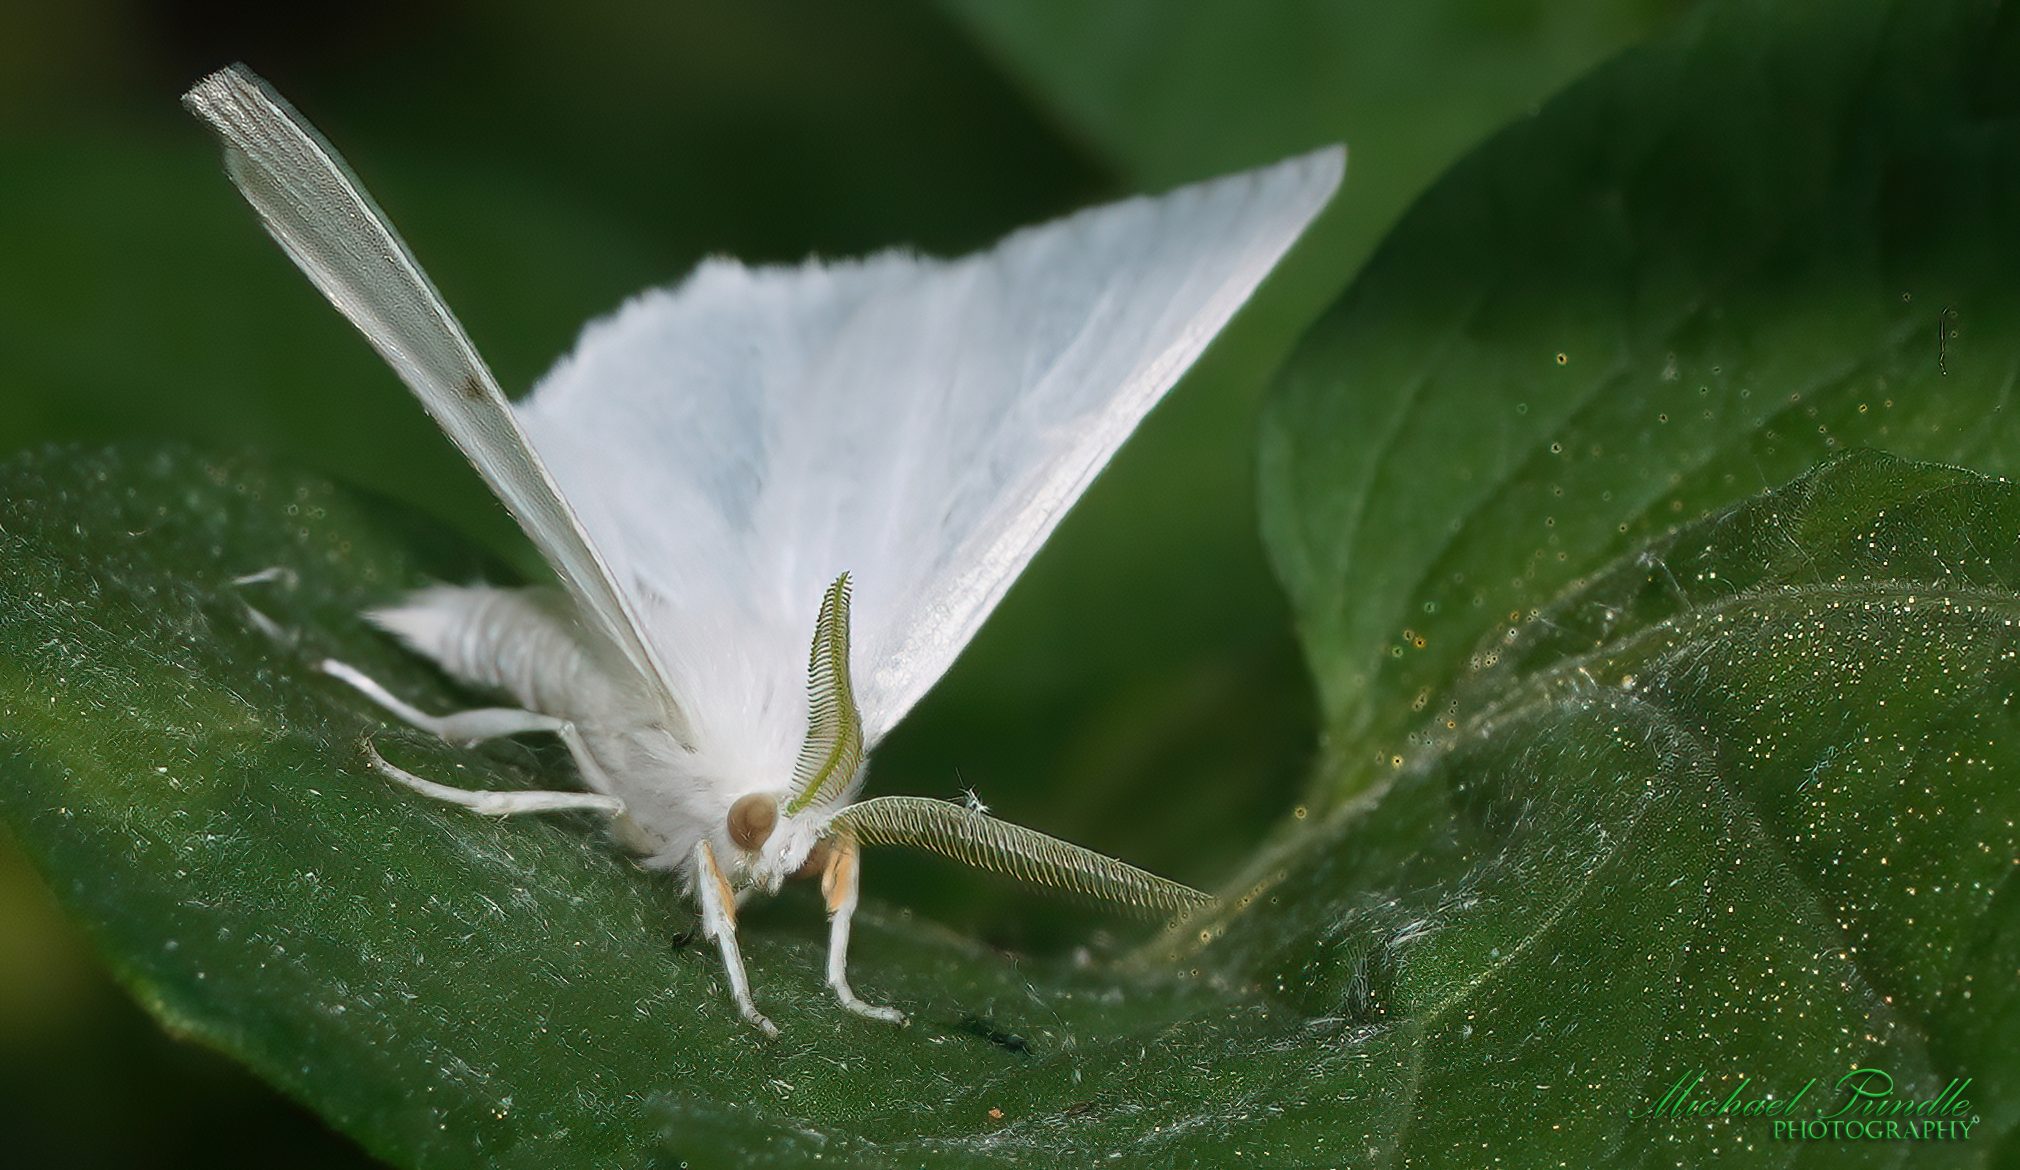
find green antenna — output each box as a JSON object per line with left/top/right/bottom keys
{"left": 827, "top": 795, "right": 1212, "bottom": 920}
{"left": 785, "top": 574, "right": 865, "bottom": 814}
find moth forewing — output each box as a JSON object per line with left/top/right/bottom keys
{"left": 180, "top": 65, "right": 684, "bottom": 720}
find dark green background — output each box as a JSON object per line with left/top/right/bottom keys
{"left": 0, "top": 1, "right": 1753, "bottom": 1165}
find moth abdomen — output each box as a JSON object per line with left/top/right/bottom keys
{"left": 369, "top": 584, "right": 620, "bottom": 721}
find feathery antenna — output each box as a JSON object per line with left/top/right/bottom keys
{"left": 827, "top": 795, "right": 1212, "bottom": 920}
{"left": 786, "top": 574, "right": 865, "bottom": 813}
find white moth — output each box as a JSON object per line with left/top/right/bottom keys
{"left": 184, "top": 64, "right": 1342, "bottom": 1036}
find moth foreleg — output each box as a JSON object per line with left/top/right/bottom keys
{"left": 362, "top": 740, "right": 626, "bottom": 818}
{"left": 694, "top": 840, "right": 778, "bottom": 1037}
{"left": 820, "top": 837, "right": 906, "bottom": 1026}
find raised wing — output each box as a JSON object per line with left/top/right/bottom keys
{"left": 516, "top": 147, "right": 1343, "bottom": 760}
{"left": 182, "top": 65, "right": 682, "bottom": 722}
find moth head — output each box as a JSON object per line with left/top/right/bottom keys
{"left": 728, "top": 794, "right": 832, "bottom": 892}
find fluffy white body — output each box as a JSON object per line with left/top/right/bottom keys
{"left": 362, "top": 584, "right": 838, "bottom": 879}
{"left": 184, "top": 64, "right": 1343, "bottom": 1035}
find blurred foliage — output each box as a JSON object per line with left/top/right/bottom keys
{"left": 943, "top": 0, "right": 1689, "bottom": 424}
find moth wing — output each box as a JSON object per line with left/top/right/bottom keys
{"left": 517, "top": 148, "right": 1343, "bottom": 744}
{"left": 183, "top": 65, "right": 682, "bottom": 718}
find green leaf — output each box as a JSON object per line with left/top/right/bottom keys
{"left": 1211, "top": 448, "right": 2020, "bottom": 1161}
{"left": 1262, "top": 0, "right": 2020, "bottom": 799}
{"left": 5, "top": 448, "right": 2015, "bottom": 1165}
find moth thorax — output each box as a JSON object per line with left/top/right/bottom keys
{"left": 727, "top": 793, "right": 779, "bottom": 852}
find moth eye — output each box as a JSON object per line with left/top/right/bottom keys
{"left": 727, "top": 793, "right": 778, "bottom": 852}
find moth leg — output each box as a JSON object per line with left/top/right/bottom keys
{"left": 241, "top": 605, "right": 290, "bottom": 644}
{"left": 324, "top": 660, "right": 626, "bottom": 806}
{"left": 321, "top": 658, "right": 563, "bottom": 746}
{"left": 230, "top": 566, "right": 299, "bottom": 588}
{"left": 821, "top": 836, "right": 906, "bottom": 1026}
{"left": 363, "top": 740, "right": 626, "bottom": 818}
{"left": 230, "top": 566, "right": 299, "bottom": 644}
{"left": 694, "top": 840, "right": 778, "bottom": 1037}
